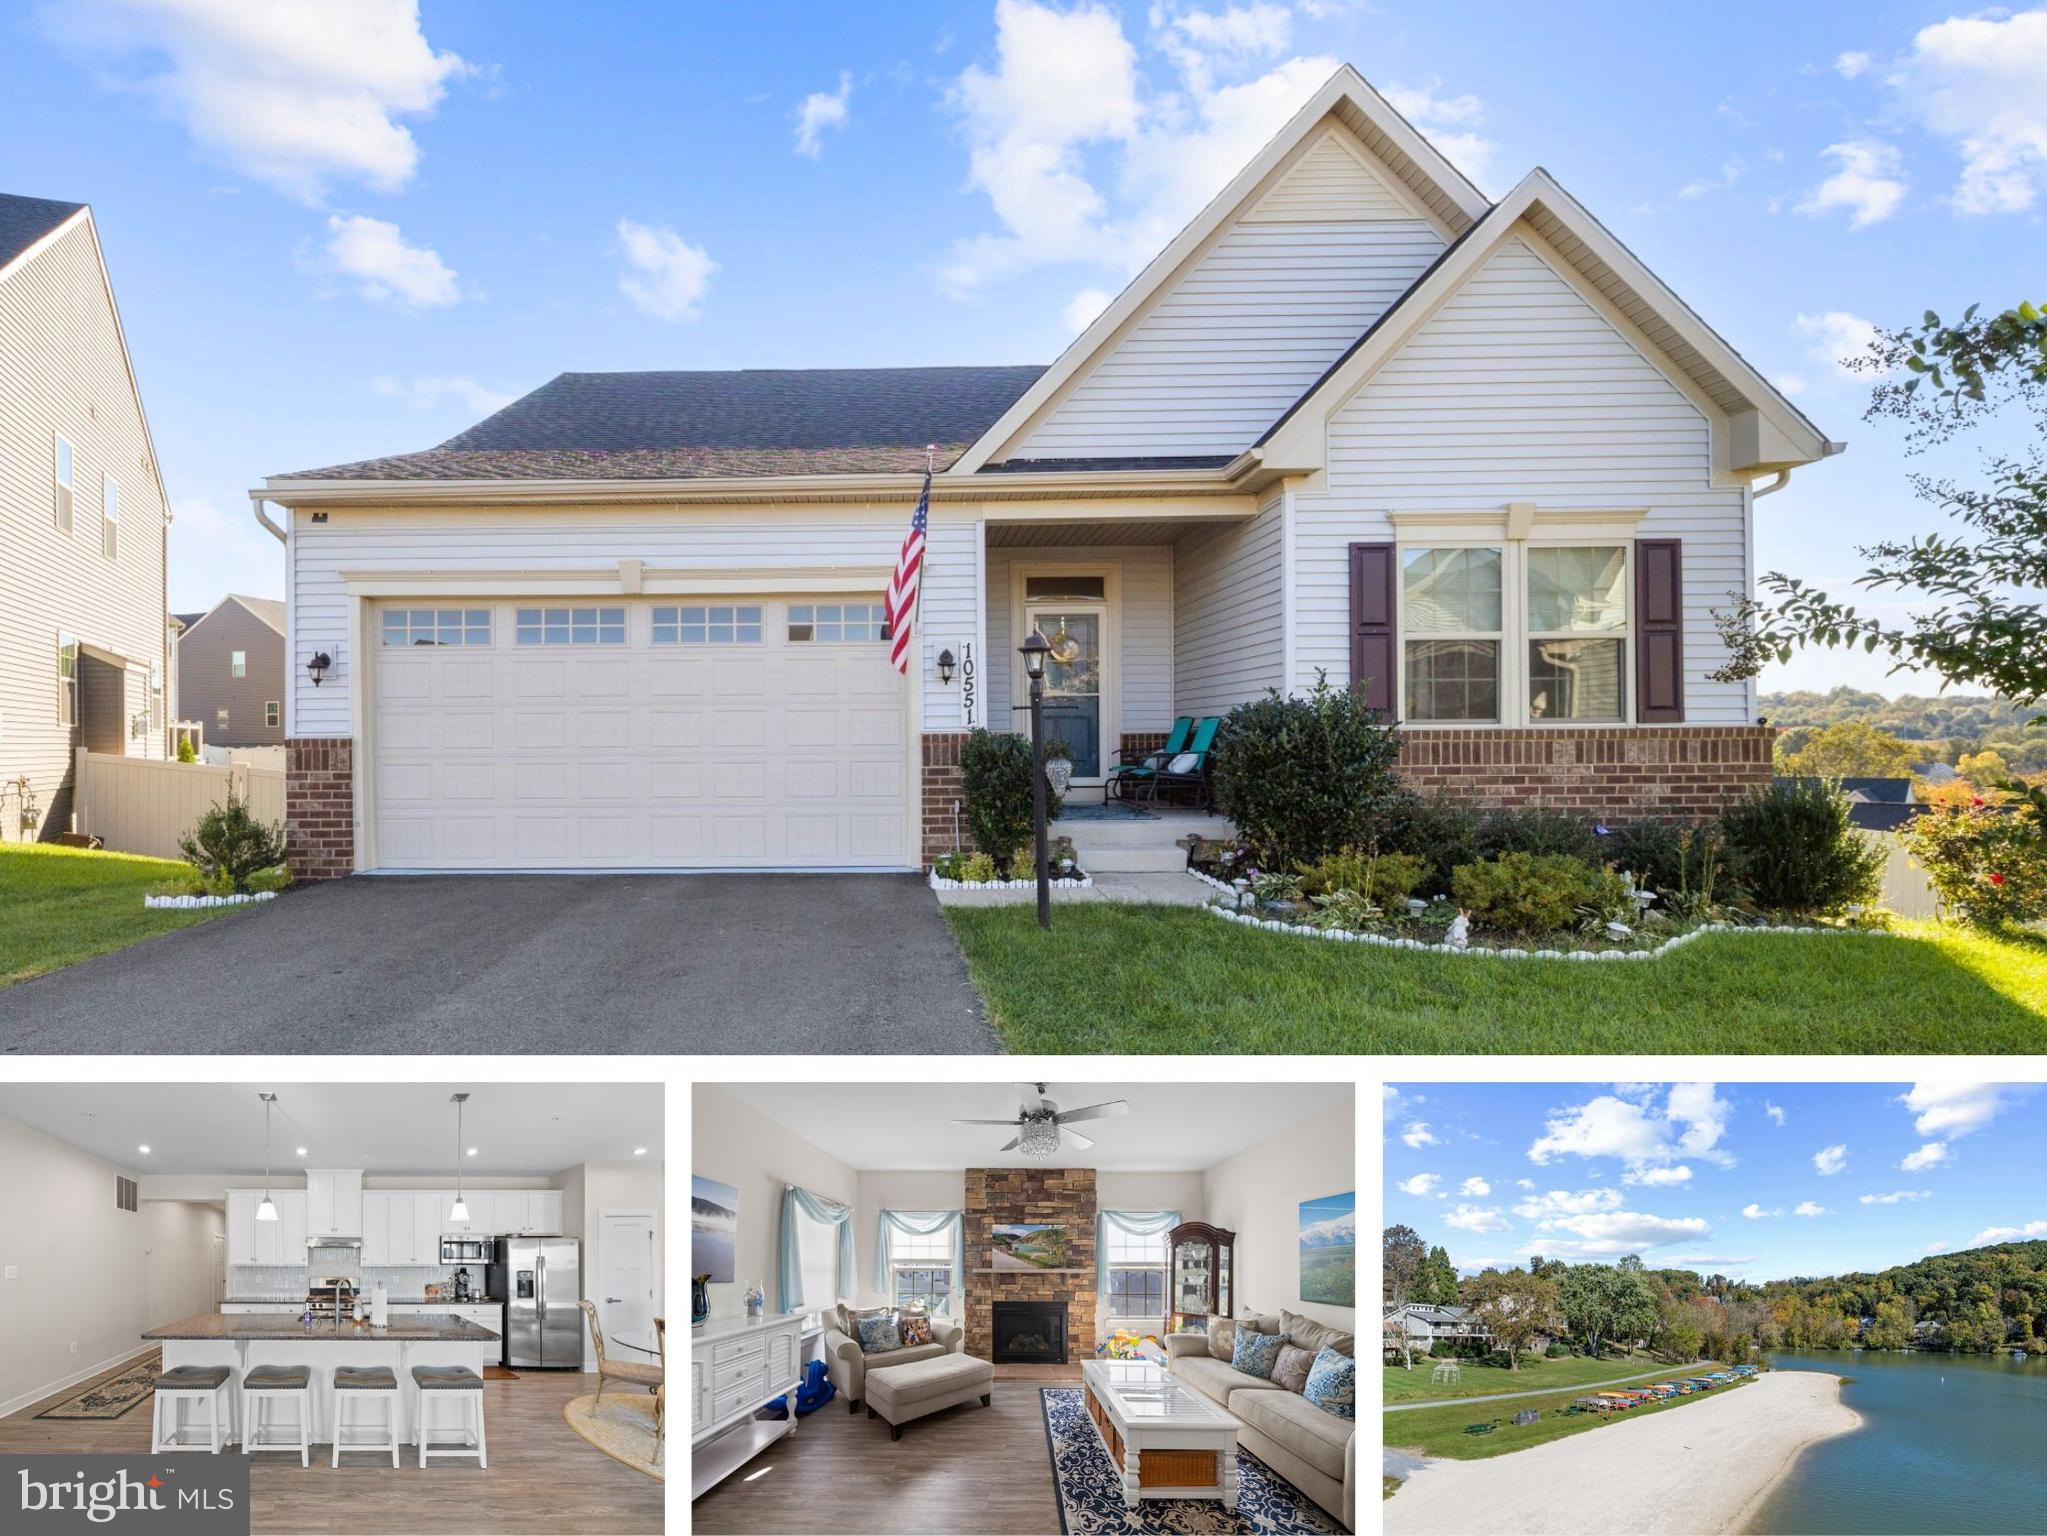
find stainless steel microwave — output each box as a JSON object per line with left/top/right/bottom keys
{"left": 440, "top": 1236, "right": 489, "bottom": 1263}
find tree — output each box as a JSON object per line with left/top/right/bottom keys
{"left": 1418, "top": 1245, "right": 1461, "bottom": 1306}
{"left": 1383, "top": 1225, "right": 1426, "bottom": 1370}
{"left": 1778, "top": 720, "right": 1925, "bottom": 779}
{"left": 1957, "top": 748, "right": 2012, "bottom": 785}
{"left": 1464, "top": 1268, "right": 1559, "bottom": 1372}
{"left": 1559, "top": 1260, "right": 1659, "bottom": 1358}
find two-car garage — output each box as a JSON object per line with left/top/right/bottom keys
{"left": 365, "top": 597, "right": 910, "bottom": 870}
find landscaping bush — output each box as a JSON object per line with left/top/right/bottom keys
{"left": 1720, "top": 778, "right": 1884, "bottom": 917}
{"left": 960, "top": 728, "right": 1061, "bottom": 876}
{"left": 932, "top": 850, "right": 997, "bottom": 883}
{"left": 1385, "top": 797, "right": 1601, "bottom": 886}
{"left": 177, "top": 792, "right": 287, "bottom": 895}
{"left": 1476, "top": 806, "right": 1601, "bottom": 865}
{"left": 1544, "top": 1342, "right": 1570, "bottom": 1358}
{"left": 1449, "top": 852, "right": 1622, "bottom": 935}
{"left": 1601, "top": 819, "right": 1739, "bottom": 909}
{"left": 1899, "top": 796, "right": 2047, "bottom": 929}
{"left": 174, "top": 736, "right": 197, "bottom": 765}
{"left": 1296, "top": 846, "right": 1434, "bottom": 906}
{"left": 1207, "top": 673, "right": 1405, "bottom": 870}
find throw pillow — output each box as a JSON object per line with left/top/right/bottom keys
{"left": 1303, "top": 1346, "right": 1356, "bottom": 1420}
{"left": 1231, "top": 1328, "right": 1284, "bottom": 1380}
{"left": 1206, "top": 1315, "right": 1236, "bottom": 1360}
{"left": 1167, "top": 751, "right": 1201, "bottom": 774}
{"left": 855, "top": 1312, "right": 902, "bottom": 1355}
{"left": 1272, "top": 1343, "right": 1317, "bottom": 1395}
{"left": 898, "top": 1313, "right": 933, "bottom": 1347}
{"left": 1281, "top": 1309, "right": 1356, "bottom": 1359}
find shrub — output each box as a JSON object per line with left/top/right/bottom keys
{"left": 1450, "top": 852, "right": 1619, "bottom": 935}
{"left": 1720, "top": 778, "right": 1884, "bottom": 916}
{"left": 1602, "top": 819, "right": 1739, "bottom": 910}
{"left": 961, "top": 729, "right": 1061, "bottom": 876}
{"left": 1544, "top": 1342, "right": 1570, "bottom": 1358}
{"left": 178, "top": 791, "right": 287, "bottom": 895}
{"left": 1476, "top": 806, "right": 1601, "bottom": 864}
{"left": 932, "top": 850, "right": 997, "bottom": 883}
{"left": 1900, "top": 797, "right": 2047, "bottom": 928}
{"left": 1296, "top": 846, "right": 1434, "bottom": 906}
{"left": 175, "top": 736, "right": 197, "bottom": 765}
{"left": 1207, "top": 673, "right": 1405, "bottom": 870}
{"left": 1384, "top": 798, "right": 1601, "bottom": 886}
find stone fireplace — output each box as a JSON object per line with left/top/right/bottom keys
{"left": 964, "top": 1167, "right": 1097, "bottom": 1362}
{"left": 992, "top": 1300, "right": 1068, "bottom": 1364}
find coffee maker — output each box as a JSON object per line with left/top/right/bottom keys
{"left": 451, "top": 1266, "right": 475, "bottom": 1302}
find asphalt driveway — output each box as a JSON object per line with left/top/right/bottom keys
{"left": 0, "top": 874, "right": 996, "bottom": 1054}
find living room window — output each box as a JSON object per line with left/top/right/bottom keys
{"left": 1527, "top": 546, "right": 1628, "bottom": 722}
{"left": 791, "top": 1208, "right": 838, "bottom": 1323}
{"left": 887, "top": 1222, "right": 955, "bottom": 1313}
{"left": 1102, "top": 1215, "right": 1169, "bottom": 1321}
{"left": 1401, "top": 546, "right": 1502, "bottom": 724}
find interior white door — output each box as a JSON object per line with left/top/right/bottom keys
{"left": 599, "top": 1212, "right": 659, "bottom": 1362}
{"left": 368, "top": 598, "right": 908, "bottom": 870}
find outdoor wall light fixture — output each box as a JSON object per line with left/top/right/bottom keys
{"left": 305, "top": 651, "right": 331, "bottom": 686}
{"left": 937, "top": 648, "right": 956, "bottom": 684}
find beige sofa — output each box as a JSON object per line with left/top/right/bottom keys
{"left": 1166, "top": 1309, "right": 1356, "bottom": 1532}
{"left": 821, "top": 1303, "right": 965, "bottom": 1412}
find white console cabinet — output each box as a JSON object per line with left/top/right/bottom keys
{"left": 691, "top": 1311, "right": 803, "bottom": 1500}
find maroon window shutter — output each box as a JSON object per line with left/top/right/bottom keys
{"left": 1348, "top": 542, "right": 1397, "bottom": 715}
{"left": 1635, "top": 538, "right": 1684, "bottom": 723}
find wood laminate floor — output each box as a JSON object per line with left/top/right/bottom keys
{"left": 691, "top": 1362, "right": 1076, "bottom": 1535}
{"left": 0, "top": 1355, "right": 664, "bottom": 1534}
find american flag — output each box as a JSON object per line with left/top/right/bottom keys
{"left": 886, "top": 462, "right": 931, "bottom": 674}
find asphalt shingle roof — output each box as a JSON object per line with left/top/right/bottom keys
{"left": 0, "top": 193, "right": 86, "bottom": 272}
{"left": 274, "top": 366, "right": 1049, "bottom": 481}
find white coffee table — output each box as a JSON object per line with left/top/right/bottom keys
{"left": 1079, "top": 1358, "right": 1241, "bottom": 1512}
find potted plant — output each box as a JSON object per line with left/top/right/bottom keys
{"left": 1042, "top": 738, "right": 1075, "bottom": 795}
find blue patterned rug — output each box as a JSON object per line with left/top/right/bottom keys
{"left": 1039, "top": 1386, "right": 1340, "bottom": 1534}
{"left": 1055, "top": 801, "right": 1159, "bottom": 822}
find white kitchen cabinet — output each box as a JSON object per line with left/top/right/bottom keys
{"left": 413, "top": 1191, "right": 446, "bottom": 1261}
{"left": 227, "top": 1191, "right": 258, "bottom": 1266}
{"left": 441, "top": 1190, "right": 480, "bottom": 1235}
{"left": 245, "top": 1188, "right": 306, "bottom": 1265}
{"left": 530, "top": 1190, "right": 564, "bottom": 1235}
{"left": 305, "top": 1169, "right": 364, "bottom": 1239}
{"left": 360, "top": 1190, "right": 392, "bottom": 1266}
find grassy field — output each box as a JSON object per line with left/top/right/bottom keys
{"left": 1385, "top": 1369, "right": 1751, "bottom": 1461}
{"left": 943, "top": 906, "right": 2047, "bottom": 1053}
{"left": 1382, "top": 1351, "right": 1671, "bottom": 1405}
{"left": 0, "top": 845, "right": 239, "bottom": 987}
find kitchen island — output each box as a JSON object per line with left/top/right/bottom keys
{"left": 143, "top": 1312, "right": 500, "bottom": 1445}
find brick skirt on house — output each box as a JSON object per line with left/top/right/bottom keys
{"left": 1396, "top": 725, "right": 1774, "bottom": 820}
{"left": 285, "top": 737, "right": 354, "bottom": 879}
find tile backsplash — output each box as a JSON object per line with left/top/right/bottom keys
{"left": 228, "top": 1261, "right": 490, "bottom": 1299}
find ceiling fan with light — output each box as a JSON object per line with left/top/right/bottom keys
{"left": 951, "top": 1083, "right": 1129, "bottom": 1157}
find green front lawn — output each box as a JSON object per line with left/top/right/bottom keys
{"left": 1382, "top": 1350, "right": 1667, "bottom": 1404}
{"left": 0, "top": 845, "right": 241, "bottom": 986}
{"left": 944, "top": 905, "right": 2047, "bottom": 1053}
{"left": 1386, "top": 1368, "right": 1749, "bottom": 1462}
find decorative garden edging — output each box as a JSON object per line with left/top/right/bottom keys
{"left": 1198, "top": 898, "right": 1896, "bottom": 961}
{"left": 928, "top": 869, "right": 1093, "bottom": 892}
{"left": 145, "top": 891, "right": 278, "bottom": 910}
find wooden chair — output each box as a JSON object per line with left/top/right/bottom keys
{"left": 579, "top": 1299, "right": 663, "bottom": 1412}
{"left": 653, "top": 1319, "right": 666, "bottom": 1462}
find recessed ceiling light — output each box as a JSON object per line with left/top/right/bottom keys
{"left": 295, "top": 1146, "right": 308, "bottom": 1157}
{"left": 632, "top": 1147, "right": 647, "bottom": 1156}
{"left": 466, "top": 1147, "right": 479, "bottom": 1157}
{"left": 137, "top": 1144, "right": 151, "bottom": 1154}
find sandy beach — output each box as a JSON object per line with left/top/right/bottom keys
{"left": 1385, "top": 1369, "right": 1861, "bottom": 1536}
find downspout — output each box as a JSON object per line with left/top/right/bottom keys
{"left": 250, "top": 494, "right": 287, "bottom": 542}
{"left": 1750, "top": 469, "right": 1792, "bottom": 499}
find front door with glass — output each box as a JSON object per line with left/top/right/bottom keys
{"left": 1024, "top": 605, "right": 1104, "bottom": 779}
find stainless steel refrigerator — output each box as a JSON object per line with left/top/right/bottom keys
{"left": 490, "top": 1236, "right": 582, "bottom": 1369}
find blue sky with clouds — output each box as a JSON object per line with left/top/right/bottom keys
{"left": 2, "top": 1, "right": 2039, "bottom": 691}
{"left": 1385, "top": 1081, "right": 2045, "bottom": 1283}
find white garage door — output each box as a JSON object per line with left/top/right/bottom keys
{"left": 369, "top": 598, "right": 909, "bottom": 869}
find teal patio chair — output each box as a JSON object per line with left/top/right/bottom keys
{"left": 1141, "top": 717, "right": 1221, "bottom": 809}
{"left": 1104, "top": 716, "right": 1193, "bottom": 803}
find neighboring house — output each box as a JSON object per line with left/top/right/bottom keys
{"left": 1383, "top": 1303, "right": 1493, "bottom": 1355}
{"left": 1780, "top": 774, "right": 1925, "bottom": 833}
{"left": 254, "top": 67, "right": 1838, "bottom": 879}
{"left": 1, "top": 193, "right": 173, "bottom": 843}
{"left": 174, "top": 593, "right": 286, "bottom": 746}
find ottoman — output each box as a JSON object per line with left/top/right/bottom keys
{"left": 864, "top": 1353, "right": 995, "bottom": 1440}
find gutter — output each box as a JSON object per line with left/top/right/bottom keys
{"left": 249, "top": 494, "right": 286, "bottom": 543}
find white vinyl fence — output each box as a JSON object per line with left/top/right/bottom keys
{"left": 72, "top": 749, "right": 286, "bottom": 861}
{"left": 1860, "top": 828, "right": 1939, "bottom": 921}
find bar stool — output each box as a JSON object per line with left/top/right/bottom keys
{"left": 411, "top": 1365, "right": 487, "bottom": 1468}
{"left": 151, "top": 1364, "right": 232, "bottom": 1454}
{"left": 241, "top": 1363, "right": 313, "bottom": 1468}
{"left": 331, "top": 1365, "right": 401, "bottom": 1468}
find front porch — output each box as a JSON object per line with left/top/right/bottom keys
{"left": 931, "top": 804, "right": 1235, "bottom": 908}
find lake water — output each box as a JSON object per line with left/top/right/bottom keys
{"left": 1747, "top": 1350, "right": 2047, "bottom": 1534}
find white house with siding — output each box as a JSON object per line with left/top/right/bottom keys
{"left": 1, "top": 194, "right": 174, "bottom": 843}
{"left": 254, "top": 66, "right": 1837, "bottom": 879}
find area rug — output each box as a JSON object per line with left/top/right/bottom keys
{"left": 35, "top": 1351, "right": 162, "bottom": 1420}
{"left": 563, "top": 1391, "right": 664, "bottom": 1481}
{"left": 1040, "top": 1386, "right": 1340, "bottom": 1534}
{"left": 1056, "top": 800, "right": 1159, "bottom": 822}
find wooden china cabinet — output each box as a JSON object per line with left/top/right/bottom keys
{"left": 1166, "top": 1221, "right": 1236, "bottom": 1333}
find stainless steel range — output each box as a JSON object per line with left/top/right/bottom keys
{"left": 305, "top": 1275, "right": 360, "bottom": 1322}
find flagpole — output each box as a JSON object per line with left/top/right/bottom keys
{"left": 910, "top": 443, "right": 935, "bottom": 634}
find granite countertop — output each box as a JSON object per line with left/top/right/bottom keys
{"left": 222, "top": 1296, "right": 501, "bottom": 1306}
{"left": 145, "top": 1312, "right": 500, "bottom": 1342}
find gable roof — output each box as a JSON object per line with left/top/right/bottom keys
{"left": 272, "top": 367, "right": 1048, "bottom": 482}
{"left": 0, "top": 193, "right": 87, "bottom": 276}
{"left": 1838, "top": 777, "right": 1915, "bottom": 803}
{"left": 181, "top": 593, "right": 286, "bottom": 643}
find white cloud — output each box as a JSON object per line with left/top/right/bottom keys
{"left": 1742, "top": 1203, "right": 1781, "bottom": 1219}
{"left": 1671, "top": 1254, "right": 1757, "bottom": 1267}
{"left": 1444, "top": 1203, "right": 1510, "bottom": 1234}
{"left": 1063, "top": 286, "right": 1114, "bottom": 335}
{"left": 1901, "top": 1083, "right": 2024, "bottom": 1140}
{"left": 1512, "top": 1188, "right": 1625, "bottom": 1221}
{"left": 1796, "top": 140, "right": 1908, "bottom": 228}
{"left": 1527, "top": 1085, "right": 1729, "bottom": 1175}
{"left": 1971, "top": 1220, "right": 2047, "bottom": 1246}
{"left": 1923, "top": 1241, "right": 1951, "bottom": 1255}
{"left": 1679, "top": 158, "right": 1747, "bottom": 199}
{"left": 372, "top": 375, "right": 514, "bottom": 415}
{"left": 1794, "top": 1200, "right": 1827, "bottom": 1218}
{"left": 1834, "top": 51, "right": 1873, "bottom": 79}
{"left": 1795, "top": 311, "right": 1880, "bottom": 379}
{"left": 1895, "top": 7, "right": 2047, "bottom": 214}
{"left": 1765, "top": 1102, "right": 1787, "bottom": 1126}
{"left": 1623, "top": 1166, "right": 1694, "bottom": 1187}
{"left": 1859, "top": 1190, "right": 1930, "bottom": 1206}
{"left": 1401, "top": 1121, "right": 1439, "bottom": 1149}
{"left": 323, "top": 214, "right": 457, "bottom": 309}
{"left": 1154, "top": 2, "right": 1293, "bottom": 94}
{"left": 1459, "top": 1177, "right": 1491, "bottom": 1198}
{"left": 46, "top": 0, "right": 467, "bottom": 202}
{"left": 1813, "top": 1144, "right": 1849, "bottom": 1176}
{"left": 615, "top": 219, "right": 715, "bottom": 321}
{"left": 1396, "top": 1173, "right": 1441, "bottom": 1198}
{"left": 1515, "top": 1178, "right": 1536, "bottom": 1191}
{"left": 1382, "top": 76, "right": 1496, "bottom": 189}
{"left": 1900, "top": 1142, "right": 1951, "bottom": 1172}
{"left": 1526, "top": 1209, "right": 1709, "bottom": 1258}
{"left": 1773, "top": 373, "right": 1811, "bottom": 396}
{"left": 794, "top": 71, "right": 853, "bottom": 158}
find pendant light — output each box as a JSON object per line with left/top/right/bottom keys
{"left": 448, "top": 1093, "right": 470, "bottom": 1224}
{"left": 255, "top": 1092, "right": 279, "bottom": 1222}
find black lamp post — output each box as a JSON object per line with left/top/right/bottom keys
{"left": 1019, "top": 631, "right": 1052, "bottom": 931}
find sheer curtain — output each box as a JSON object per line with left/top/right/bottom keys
{"left": 871, "top": 1209, "right": 966, "bottom": 1315}
{"left": 1096, "top": 1209, "right": 1181, "bottom": 1309}
{"left": 778, "top": 1185, "right": 856, "bottom": 1315}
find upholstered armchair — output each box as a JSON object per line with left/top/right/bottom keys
{"left": 820, "top": 1303, "right": 965, "bottom": 1411}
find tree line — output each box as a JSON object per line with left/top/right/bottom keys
{"left": 1763, "top": 689, "right": 2047, "bottom": 778}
